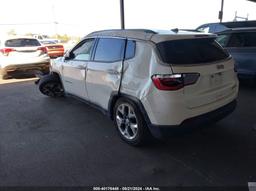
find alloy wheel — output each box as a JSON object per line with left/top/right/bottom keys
{"left": 116, "top": 103, "right": 138, "bottom": 140}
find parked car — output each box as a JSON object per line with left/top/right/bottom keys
{"left": 216, "top": 27, "right": 256, "bottom": 81}
{"left": 0, "top": 36, "right": 50, "bottom": 79}
{"left": 37, "top": 29, "right": 238, "bottom": 146}
{"left": 33, "top": 34, "right": 60, "bottom": 43}
{"left": 40, "top": 40, "right": 64, "bottom": 58}
{"left": 196, "top": 20, "right": 256, "bottom": 33}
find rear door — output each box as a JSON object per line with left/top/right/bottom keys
{"left": 86, "top": 37, "right": 126, "bottom": 110}
{"left": 61, "top": 38, "right": 95, "bottom": 99}
{"left": 157, "top": 38, "right": 237, "bottom": 109}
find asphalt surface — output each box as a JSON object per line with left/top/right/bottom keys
{"left": 0, "top": 79, "right": 255, "bottom": 189}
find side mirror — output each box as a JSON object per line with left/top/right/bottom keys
{"left": 64, "top": 51, "right": 74, "bottom": 60}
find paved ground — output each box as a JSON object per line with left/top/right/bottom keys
{"left": 0, "top": 79, "right": 255, "bottom": 188}
{"left": 0, "top": 77, "right": 37, "bottom": 85}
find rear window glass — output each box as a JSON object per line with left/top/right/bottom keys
{"left": 156, "top": 38, "right": 229, "bottom": 65}
{"left": 5, "top": 38, "right": 41, "bottom": 47}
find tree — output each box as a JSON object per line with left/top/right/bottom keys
{"left": 25, "top": 33, "right": 34, "bottom": 37}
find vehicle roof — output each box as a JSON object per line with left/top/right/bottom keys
{"left": 197, "top": 20, "right": 256, "bottom": 29}
{"left": 1, "top": 36, "right": 38, "bottom": 41}
{"left": 86, "top": 29, "right": 216, "bottom": 43}
{"left": 197, "top": 20, "right": 256, "bottom": 33}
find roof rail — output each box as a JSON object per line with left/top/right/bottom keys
{"left": 89, "top": 29, "right": 157, "bottom": 35}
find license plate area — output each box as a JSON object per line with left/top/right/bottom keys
{"left": 210, "top": 72, "right": 223, "bottom": 87}
{"left": 12, "top": 51, "right": 39, "bottom": 58}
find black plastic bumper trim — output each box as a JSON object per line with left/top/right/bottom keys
{"left": 148, "top": 100, "right": 237, "bottom": 139}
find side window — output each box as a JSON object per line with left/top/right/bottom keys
{"left": 216, "top": 34, "right": 230, "bottom": 47}
{"left": 243, "top": 32, "right": 256, "bottom": 47}
{"left": 125, "top": 40, "right": 136, "bottom": 59}
{"left": 197, "top": 26, "right": 210, "bottom": 33}
{"left": 94, "top": 38, "right": 125, "bottom": 62}
{"left": 227, "top": 32, "right": 256, "bottom": 48}
{"left": 227, "top": 33, "right": 245, "bottom": 47}
{"left": 72, "top": 39, "right": 95, "bottom": 61}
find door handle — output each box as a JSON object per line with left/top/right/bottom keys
{"left": 107, "top": 69, "right": 120, "bottom": 75}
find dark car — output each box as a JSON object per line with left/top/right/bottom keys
{"left": 196, "top": 20, "right": 256, "bottom": 33}
{"left": 216, "top": 27, "right": 256, "bottom": 81}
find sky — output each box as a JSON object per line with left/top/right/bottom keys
{"left": 0, "top": 0, "right": 256, "bottom": 37}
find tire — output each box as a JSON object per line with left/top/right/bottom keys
{"left": 39, "top": 74, "right": 64, "bottom": 98}
{"left": 113, "top": 98, "right": 151, "bottom": 146}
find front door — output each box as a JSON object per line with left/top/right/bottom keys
{"left": 61, "top": 38, "right": 95, "bottom": 100}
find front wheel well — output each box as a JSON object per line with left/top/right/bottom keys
{"left": 109, "top": 94, "right": 120, "bottom": 120}
{"left": 51, "top": 71, "right": 61, "bottom": 80}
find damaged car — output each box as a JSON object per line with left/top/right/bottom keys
{"left": 37, "top": 29, "right": 239, "bottom": 146}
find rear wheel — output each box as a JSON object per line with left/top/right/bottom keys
{"left": 39, "top": 74, "right": 64, "bottom": 98}
{"left": 114, "top": 98, "right": 150, "bottom": 146}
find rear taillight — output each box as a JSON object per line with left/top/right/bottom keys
{"left": 151, "top": 73, "right": 200, "bottom": 91}
{"left": 0, "top": 48, "right": 15, "bottom": 56}
{"left": 37, "top": 46, "right": 48, "bottom": 54}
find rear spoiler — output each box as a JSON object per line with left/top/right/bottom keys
{"left": 171, "top": 28, "right": 217, "bottom": 38}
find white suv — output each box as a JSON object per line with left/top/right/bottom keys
{"left": 37, "top": 29, "right": 239, "bottom": 146}
{"left": 0, "top": 36, "right": 50, "bottom": 79}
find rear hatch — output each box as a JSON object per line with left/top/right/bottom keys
{"left": 156, "top": 37, "right": 238, "bottom": 109}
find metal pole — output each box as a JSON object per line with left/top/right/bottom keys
{"left": 120, "top": 0, "right": 125, "bottom": 29}
{"left": 218, "top": 0, "right": 224, "bottom": 22}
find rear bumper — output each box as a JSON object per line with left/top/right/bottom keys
{"left": 1, "top": 62, "right": 50, "bottom": 76}
{"left": 148, "top": 99, "right": 237, "bottom": 139}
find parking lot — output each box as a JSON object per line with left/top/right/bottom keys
{"left": 0, "top": 79, "right": 255, "bottom": 188}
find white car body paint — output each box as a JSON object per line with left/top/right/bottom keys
{"left": 50, "top": 29, "right": 238, "bottom": 127}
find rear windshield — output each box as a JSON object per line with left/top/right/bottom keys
{"left": 156, "top": 38, "right": 229, "bottom": 65}
{"left": 5, "top": 38, "right": 41, "bottom": 47}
